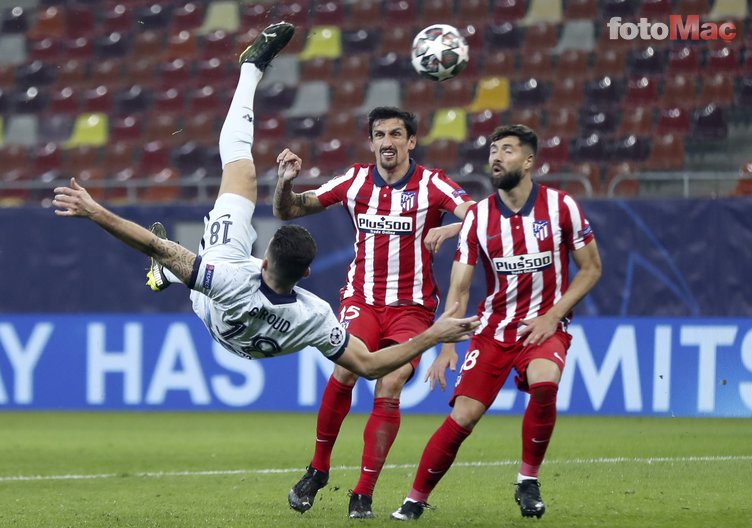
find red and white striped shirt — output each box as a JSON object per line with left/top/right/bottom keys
{"left": 456, "top": 183, "right": 595, "bottom": 342}
{"left": 315, "top": 160, "right": 471, "bottom": 311}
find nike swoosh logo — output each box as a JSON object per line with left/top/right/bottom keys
{"left": 363, "top": 467, "right": 378, "bottom": 473}
{"left": 532, "top": 438, "right": 549, "bottom": 444}
{"left": 427, "top": 468, "right": 444, "bottom": 474}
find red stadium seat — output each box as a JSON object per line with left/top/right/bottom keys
{"left": 667, "top": 45, "right": 701, "bottom": 75}
{"left": 618, "top": 105, "right": 654, "bottom": 136}
{"left": 457, "top": 0, "right": 490, "bottom": 24}
{"left": 547, "top": 77, "right": 584, "bottom": 110}
{"left": 546, "top": 107, "right": 578, "bottom": 137}
{"left": 661, "top": 74, "right": 697, "bottom": 108}
{"left": 313, "top": 0, "right": 345, "bottom": 25}
{"left": 522, "top": 22, "right": 560, "bottom": 52}
{"left": 563, "top": 0, "right": 597, "bottom": 20}
{"left": 171, "top": 2, "right": 205, "bottom": 33}
{"left": 110, "top": 115, "right": 143, "bottom": 144}
{"left": 656, "top": 106, "right": 691, "bottom": 136}
{"left": 697, "top": 74, "right": 734, "bottom": 107}
{"left": 645, "top": 134, "right": 685, "bottom": 170}
{"left": 623, "top": 76, "right": 659, "bottom": 107}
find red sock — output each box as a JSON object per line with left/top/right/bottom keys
{"left": 520, "top": 382, "right": 558, "bottom": 478}
{"left": 352, "top": 397, "right": 401, "bottom": 497}
{"left": 407, "top": 416, "right": 471, "bottom": 503}
{"left": 310, "top": 375, "right": 354, "bottom": 472}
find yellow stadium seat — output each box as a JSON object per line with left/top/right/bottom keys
{"left": 521, "top": 0, "right": 563, "bottom": 24}
{"left": 467, "top": 77, "right": 511, "bottom": 112}
{"left": 424, "top": 108, "right": 467, "bottom": 144}
{"left": 64, "top": 113, "right": 108, "bottom": 148}
{"left": 298, "top": 26, "right": 342, "bottom": 60}
{"left": 0, "top": 117, "right": 4, "bottom": 147}
{"left": 707, "top": 0, "right": 747, "bottom": 19}
{"left": 197, "top": 0, "right": 240, "bottom": 34}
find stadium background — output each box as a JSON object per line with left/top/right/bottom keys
{"left": 1, "top": 0, "right": 751, "bottom": 417}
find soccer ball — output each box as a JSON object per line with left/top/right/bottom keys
{"left": 410, "top": 24, "right": 469, "bottom": 82}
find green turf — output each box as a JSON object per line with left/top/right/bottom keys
{"left": 0, "top": 412, "right": 750, "bottom": 527}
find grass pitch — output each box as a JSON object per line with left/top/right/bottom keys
{"left": 0, "top": 412, "right": 750, "bottom": 527}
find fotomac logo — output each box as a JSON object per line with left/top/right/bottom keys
{"left": 607, "top": 15, "right": 736, "bottom": 42}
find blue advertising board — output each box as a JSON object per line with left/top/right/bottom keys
{"left": 1, "top": 315, "right": 750, "bottom": 417}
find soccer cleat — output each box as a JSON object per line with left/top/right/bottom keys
{"left": 238, "top": 22, "right": 295, "bottom": 71}
{"left": 390, "top": 499, "right": 429, "bottom": 521}
{"left": 348, "top": 491, "right": 374, "bottom": 519}
{"left": 145, "top": 222, "right": 170, "bottom": 292}
{"left": 515, "top": 479, "right": 546, "bottom": 518}
{"left": 288, "top": 465, "right": 329, "bottom": 513}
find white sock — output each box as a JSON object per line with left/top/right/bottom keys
{"left": 517, "top": 473, "right": 537, "bottom": 483}
{"left": 218, "top": 63, "right": 263, "bottom": 167}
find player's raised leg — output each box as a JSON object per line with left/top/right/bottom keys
{"left": 143, "top": 22, "right": 294, "bottom": 292}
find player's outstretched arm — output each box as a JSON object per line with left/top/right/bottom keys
{"left": 272, "top": 148, "right": 327, "bottom": 220}
{"left": 53, "top": 178, "right": 197, "bottom": 285}
{"left": 335, "top": 303, "right": 479, "bottom": 380}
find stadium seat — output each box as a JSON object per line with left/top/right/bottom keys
{"left": 312, "top": 0, "right": 344, "bottom": 25}
{"left": 537, "top": 135, "right": 570, "bottom": 167}
{"left": 284, "top": 80, "right": 329, "bottom": 117}
{"left": 508, "top": 107, "right": 541, "bottom": 131}
{"left": 424, "top": 108, "right": 468, "bottom": 144}
{"left": 27, "top": 6, "right": 66, "bottom": 40}
{"left": 89, "top": 58, "right": 126, "bottom": 92}
{"left": 286, "top": 116, "right": 324, "bottom": 139}
{"left": 276, "top": 1, "right": 311, "bottom": 29}
{"left": 580, "top": 109, "right": 618, "bottom": 135}
{"left": 553, "top": 50, "right": 589, "bottom": 81}
{"left": 299, "top": 26, "right": 342, "bottom": 60}
{"left": 545, "top": 107, "right": 578, "bottom": 137}
{"left": 423, "top": 138, "right": 461, "bottom": 172}
{"left": 601, "top": 0, "right": 640, "bottom": 19}
{"left": 630, "top": 46, "right": 665, "bottom": 77}
{"left": 48, "top": 86, "right": 79, "bottom": 115}
{"left": 378, "top": 26, "right": 413, "bottom": 56}
{"left": 547, "top": 76, "right": 584, "bottom": 109}
{"left": 517, "top": 50, "right": 554, "bottom": 81}
{"left": 159, "top": 59, "right": 192, "bottom": 88}
{"left": 172, "top": 2, "right": 205, "bottom": 33}
{"left": 16, "top": 61, "right": 54, "bottom": 88}
{"left": 401, "top": 79, "right": 439, "bottom": 116}
{"left": 733, "top": 161, "right": 752, "bottom": 195}
{"left": 481, "top": 50, "right": 517, "bottom": 78}
{"left": 66, "top": 3, "right": 96, "bottom": 39}
{"left": 360, "top": 79, "right": 401, "bottom": 111}
{"left": 11, "top": 87, "right": 47, "bottom": 114}
{"left": 438, "top": 78, "right": 476, "bottom": 109}
{"left": 198, "top": 0, "right": 240, "bottom": 34}
{"left": 114, "top": 85, "right": 149, "bottom": 115}
{"left": 674, "top": 0, "right": 711, "bottom": 15}
{"left": 698, "top": 74, "right": 734, "bottom": 107}
{"left": 166, "top": 31, "right": 199, "bottom": 61}
{"left": 419, "top": 0, "right": 454, "bottom": 27}
{"left": 144, "top": 113, "right": 183, "bottom": 146}
{"left": 370, "top": 53, "right": 413, "bottom": 80}
{"left": 201, "top": 30, "right": 235, "bottom": 59}
{"left": 645, "top": 134, "right": 685, "bottom": 170}
{"left": 593, "top": 49, "right": 627, "bottom": 78}
{"left": 521, "top": 0, "right": 563, "bottom": 24}
{"left": 493, "top": 0, "right": 528, "bottom": 22}
{"left": 64, "top": 113, "right": 108, "bottom": 148}
{"left": 102, "top": 3, "right": 133, "bottom": 34}
{"left": 467, "top": 77, "right": 511, "bottom": 112}
{"left": 522, "top": 22, "right": 560, "bottom": 52}
{"left": 345, "top": 0, "right": 382, "bottom": 29}
{"left": 52, "top": 59, "right": 87, "bottom": 90}
{"left": 110, "top": 115, "right": 143, "bottom": 144}
{"left": 611, "top": 134, "right": 650, "bottom": 163}
{"left": 511, "top": 78, "right": 547, "bottom": 107}
{"left": 623, "top": 77, "right": 659, "bottom": 107}
{"left": 95, "top": 32, "right": 129, "bottom": 59}
{"left": 705, "top": 47, "right": 740, "bottom": 76}
{"left": 62, "top": 144, "right": 100, "bottom": 177}
{"left": 604, "top": 162, "right": 640, "bottom": 197}
{"left": 661, "top": 74, "right": 697, "bottom": 107}
{"left": 329, "top": 80, "right": 366, "bottom": 112}
{"left": 562, "top": 0, "right": 598, "bottom": 20}
{"left": 692, "top": 104, "right": 728, "bottom": 139}
{"left": 28, "top": 37, "right": 60, "bottom": 63}
{"left": 656, "top": 106, "right": 691, "bottom": 136}
{"left": 554, "top": 20, "right": 595, "bottom": 52}
{"left": 314, "top": 138, "right": 351, "bottom": 172}
{"left": 467, "top": 110, "right": 502, "bottom": 138}
{"left": 619, "top": 105, "right": 654, "bottom": 136}
{"left": 736, "top": 76, "right": 752, "bottom": 107}
{"left": 300, "top": 57, "right": 337, "bottom": 82}
{"left": 640, "top": 0, "right": 673, "bottom": 19}
{"left": 584, "top": 76, "right": 622, "bottom": 110}
{"left": 1, "top": 6, "right": 30, "bottom": 34}
{"left": 81, "top": 85, "right": 113, "bottom": 114}
{"left": 40, "top": 114, "right": 74, "bottom": 144}
{"left": 340, "top": 28, "right": 379, "bottom": 55}
{"left": 706, "top": 0, "right": 748, "bottom": 20}
{"left": 63, "top": 36, "right": 94, "bottom": 60}
{"left": 255, "top": 82, "right": 297, "bottom": 116}
{"left": 667, "top": 45, "right": 701, "bottom": 76}
{"left": 321, "top": 112, "right": 358, "bottom": 142}
{"left": 455, "top": 0, "right": 488, "bottom": 24}
{"left": 486, "top": 22, "right": 523, "bottom": 49}
{"left": 33, "top": 142, "right": 63, "bottom": 177}
{"left": 570, "top": 132, "right": 607, "bottom": 163}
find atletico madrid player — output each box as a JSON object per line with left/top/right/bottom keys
{"left": 274, "top": 107, "right": 474, "bottom": 518}
{"left": 391, "top": 124, "right": 602, "bottom": 522}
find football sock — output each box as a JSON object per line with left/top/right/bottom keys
{"left": 310, "top": 375, "right": 355, "bottom": 473}
{"left": 353, "top": 397, "right": 401, "bottom": 497}
{"left": 218, "top": 63, "right": 262, "bottom": 167}
{"left": 519, "top": 381, "right": 559, "bottom": 478}
{"left": 407, "top": 416, "right": 471, "bottom": 503}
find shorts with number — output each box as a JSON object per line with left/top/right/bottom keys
{"left": 449, "top": 329, "right": 572, "bottom": 408}
{"left": 196, "top": 193, "right": 257, "bottom": 262}
{"left": 338, "top": 299, "right": 435, "bottom": 371}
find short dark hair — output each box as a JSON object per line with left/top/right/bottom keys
{"left": 489, "top": 124, "right": 538, "bottom": 155}
{"left": 267, "top": 225, "right": 317, "bottom": 283}
{"left": 367, "top": 106, "right": 418, "bottom": 138}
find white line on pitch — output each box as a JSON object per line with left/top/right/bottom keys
{"left": 1, "top": 455, "right": 751, "bottom": 483}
